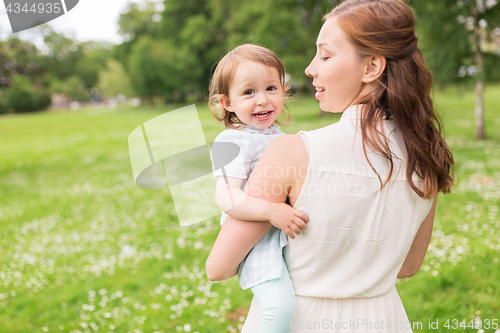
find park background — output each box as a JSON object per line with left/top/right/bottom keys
{"left": 1, "top": 0, "right": 499, "bottom": 332}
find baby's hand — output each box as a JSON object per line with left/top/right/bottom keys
{"left": 267, "top": 203, "right": 309, "bottom": 239}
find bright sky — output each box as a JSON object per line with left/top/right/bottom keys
{"left": 0, "top": 0, "right": 151, "bottom": 47}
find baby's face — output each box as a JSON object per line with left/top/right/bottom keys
{"left": 223, "top": 61, "right": 284, "bottom": 129}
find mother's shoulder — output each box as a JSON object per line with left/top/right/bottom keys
{"left": 263, "top": 134, "right": 308, "bottom": 167}
{"left": 269, "top": 133, "right": 304, "bottom": 150}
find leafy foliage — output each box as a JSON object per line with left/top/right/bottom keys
{"left": 0, "top": 38, "right": 45, "bottom": 87}
{"left": 74, "top": 43, "right": 112, "bottom": 89}
{"left": 127, "top": 36, "right": 202, "bottom": 103}
{"left": 50, "top": 75, "right": 87, "bottom": 100}
{"left": 0, "top": 30, "right": 112, "bottom": 112}
{"left": 158, "top": 0, "right": 336, "bottom": 91}
{"left": 97, "top": 59, "right": 134, "bottom": 98}
{"left": 3, "top": 0, "right": 500, "bottom": 112}
{"left": 0, "top": 75, "right": 51, "bottom": 113}
{"left": 412, "top": 0, "right": 500, "bottom": 84}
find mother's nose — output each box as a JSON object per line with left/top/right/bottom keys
{"left": 305, "top": 61, "right": 316, "bottom": 77}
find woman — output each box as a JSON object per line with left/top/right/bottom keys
{"left": 206, "top": 0, "right": 455, "bottom": 332}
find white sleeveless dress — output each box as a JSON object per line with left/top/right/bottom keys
{"left": 241, "top": 105, "right": 434, "bottom": 333}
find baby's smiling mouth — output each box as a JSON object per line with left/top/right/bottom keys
{"left": 253, "top": 111, "right": 272, "bottom": 118}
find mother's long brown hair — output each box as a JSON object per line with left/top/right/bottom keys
{"left": 326, "top": 0, "right": 454, "bottom": 199}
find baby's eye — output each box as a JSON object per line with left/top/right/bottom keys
{"left": 244, "top": 89, "right": 254, "bottom": 95}
{"left": 320, "top": 57, "right": 330, "bottom": 61}
{"left": 267, "top": 86, "right": 277, "bottom": 91}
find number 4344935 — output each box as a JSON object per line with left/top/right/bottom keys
{"left": 6, "top": 2, "right": 62, "bottom": 14}
{"left": 443, "top": 319, "right": 498, "bottom": 330}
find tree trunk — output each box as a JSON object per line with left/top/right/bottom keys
{"left": 474, "top": 35, "right": 485, "bottom": 139}
{"left": 475, "top": 79, "right": 485, "bottom": 139}
{"left": 472, "top": 6, "right": 486, "bottom": 140}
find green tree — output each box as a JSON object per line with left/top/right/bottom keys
{"left": 128, "top": 36, "right": 202, "bottom": 104}
{"left": 0, "top": 26, "right": 110, "bottom": 112}
{"left": 213, "top": 0, "right": 334, "bottom": 89}
{"left": 97, "top": 59, "right": 134, "bottom": 98}
{"left": 165, "top": 0, "right": 225, "bottom": 92}
{"left": 0, "top": 75, "right": 50, "bottom": 113}
{"left": 0, "top": 38, "right": 46, "bottom": 87}
{"left": 50, "top": 75, "right": 86, "bottom": 100}
{"left": 0, "top": 75, "right": 34, "bottom": 112}
{"left": 160, "top": 0, "right": 335, "bottom": 92}
{"left": 40, "top": 32, "right": 111, "bottom": 91}
{"left": 412, "top": 0, "right": 500, "bottom": 139}
{"left": 75, "top": 42, "right": 112, "bottom": 89}
{"left": 40, "top": 31, "right": 83, "bottom": 82}
{"left": 112, "top": 0, "right": 163, "bottom": 69}
{"left": 0, "top": 39, "right": 51, "bottom": 113}
{"left": 113, "top": 0, "right": 337, "bottom": 102}
{"left": 118, "top": 1, "right": 162, "bottom": 41}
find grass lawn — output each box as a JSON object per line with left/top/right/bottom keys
{"left": 0, "top": 85, "right": 499, "bottom": 333}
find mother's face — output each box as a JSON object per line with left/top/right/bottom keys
{"left": 305, "top": 17, "right": 367, "bottom": 113}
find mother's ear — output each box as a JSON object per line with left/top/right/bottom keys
{"left": 361, "top": 55, "right": 386, "bottom": 84}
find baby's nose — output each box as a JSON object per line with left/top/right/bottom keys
{"left": 257, "top": 93, "right": 269, "bottom": 105}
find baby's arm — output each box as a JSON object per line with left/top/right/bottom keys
{"left": 215, "top": 176, "right": 308, "bottom": 239}
{"left": 207, "top": 134, "right": 308, "bottom": 281}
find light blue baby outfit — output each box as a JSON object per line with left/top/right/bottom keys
{"left": 211, "top": 123, "right": 296, "bottom": 333}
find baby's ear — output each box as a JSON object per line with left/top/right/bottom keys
{"left": 219, "top": 95, "right": 233, "bottom": 112}
{"left": 282, "top": 84, "right": 287, "bottom": 93}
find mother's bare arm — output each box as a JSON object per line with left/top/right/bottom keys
{"left": 206, "top": 218, "right": 271, "bottom": 281}
{"left": 397, "top": 195, "right": 438, "bottom": 278}
{"left": 206, "top": 135, "right": 307, "bottom": 281}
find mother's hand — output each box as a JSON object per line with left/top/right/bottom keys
{"left": 205, "top": 134, "right": 307, "bottom": 281}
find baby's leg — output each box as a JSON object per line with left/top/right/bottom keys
{"left": 250, "top": 257, "right": 296, "bottom": 333}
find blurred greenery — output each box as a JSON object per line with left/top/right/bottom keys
{"left": 0, "top": 0, "right": 340, "bottom": 110}
{"left": 0, "top": 85, "right": 499, "bottom": 332}
{"left": 1, "top": 0, "right": 499, "bottom": 113}
{"left": 0, "top": 74, "right": 51, "bottom": 113}
{"left": 128, "top": 36, "right": 202, "bottom": 104}
{"left": 412, "top": 0, "right": 500, "bottom": 85}
{"left": 97, "top": 60, "right": 134, "bottom": 99}
{"left": 50, "top": 75, "right": 87, "bottom": 101}
{"left": 0, "top": 1, "right": 500, "bottom": 329}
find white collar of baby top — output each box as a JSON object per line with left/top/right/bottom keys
{"left": 233, "top": 123, "right": 281, "bottom": 135}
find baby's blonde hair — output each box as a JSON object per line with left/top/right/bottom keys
{"left": 208, "top": 44, "right": 291, "bottom": 129}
